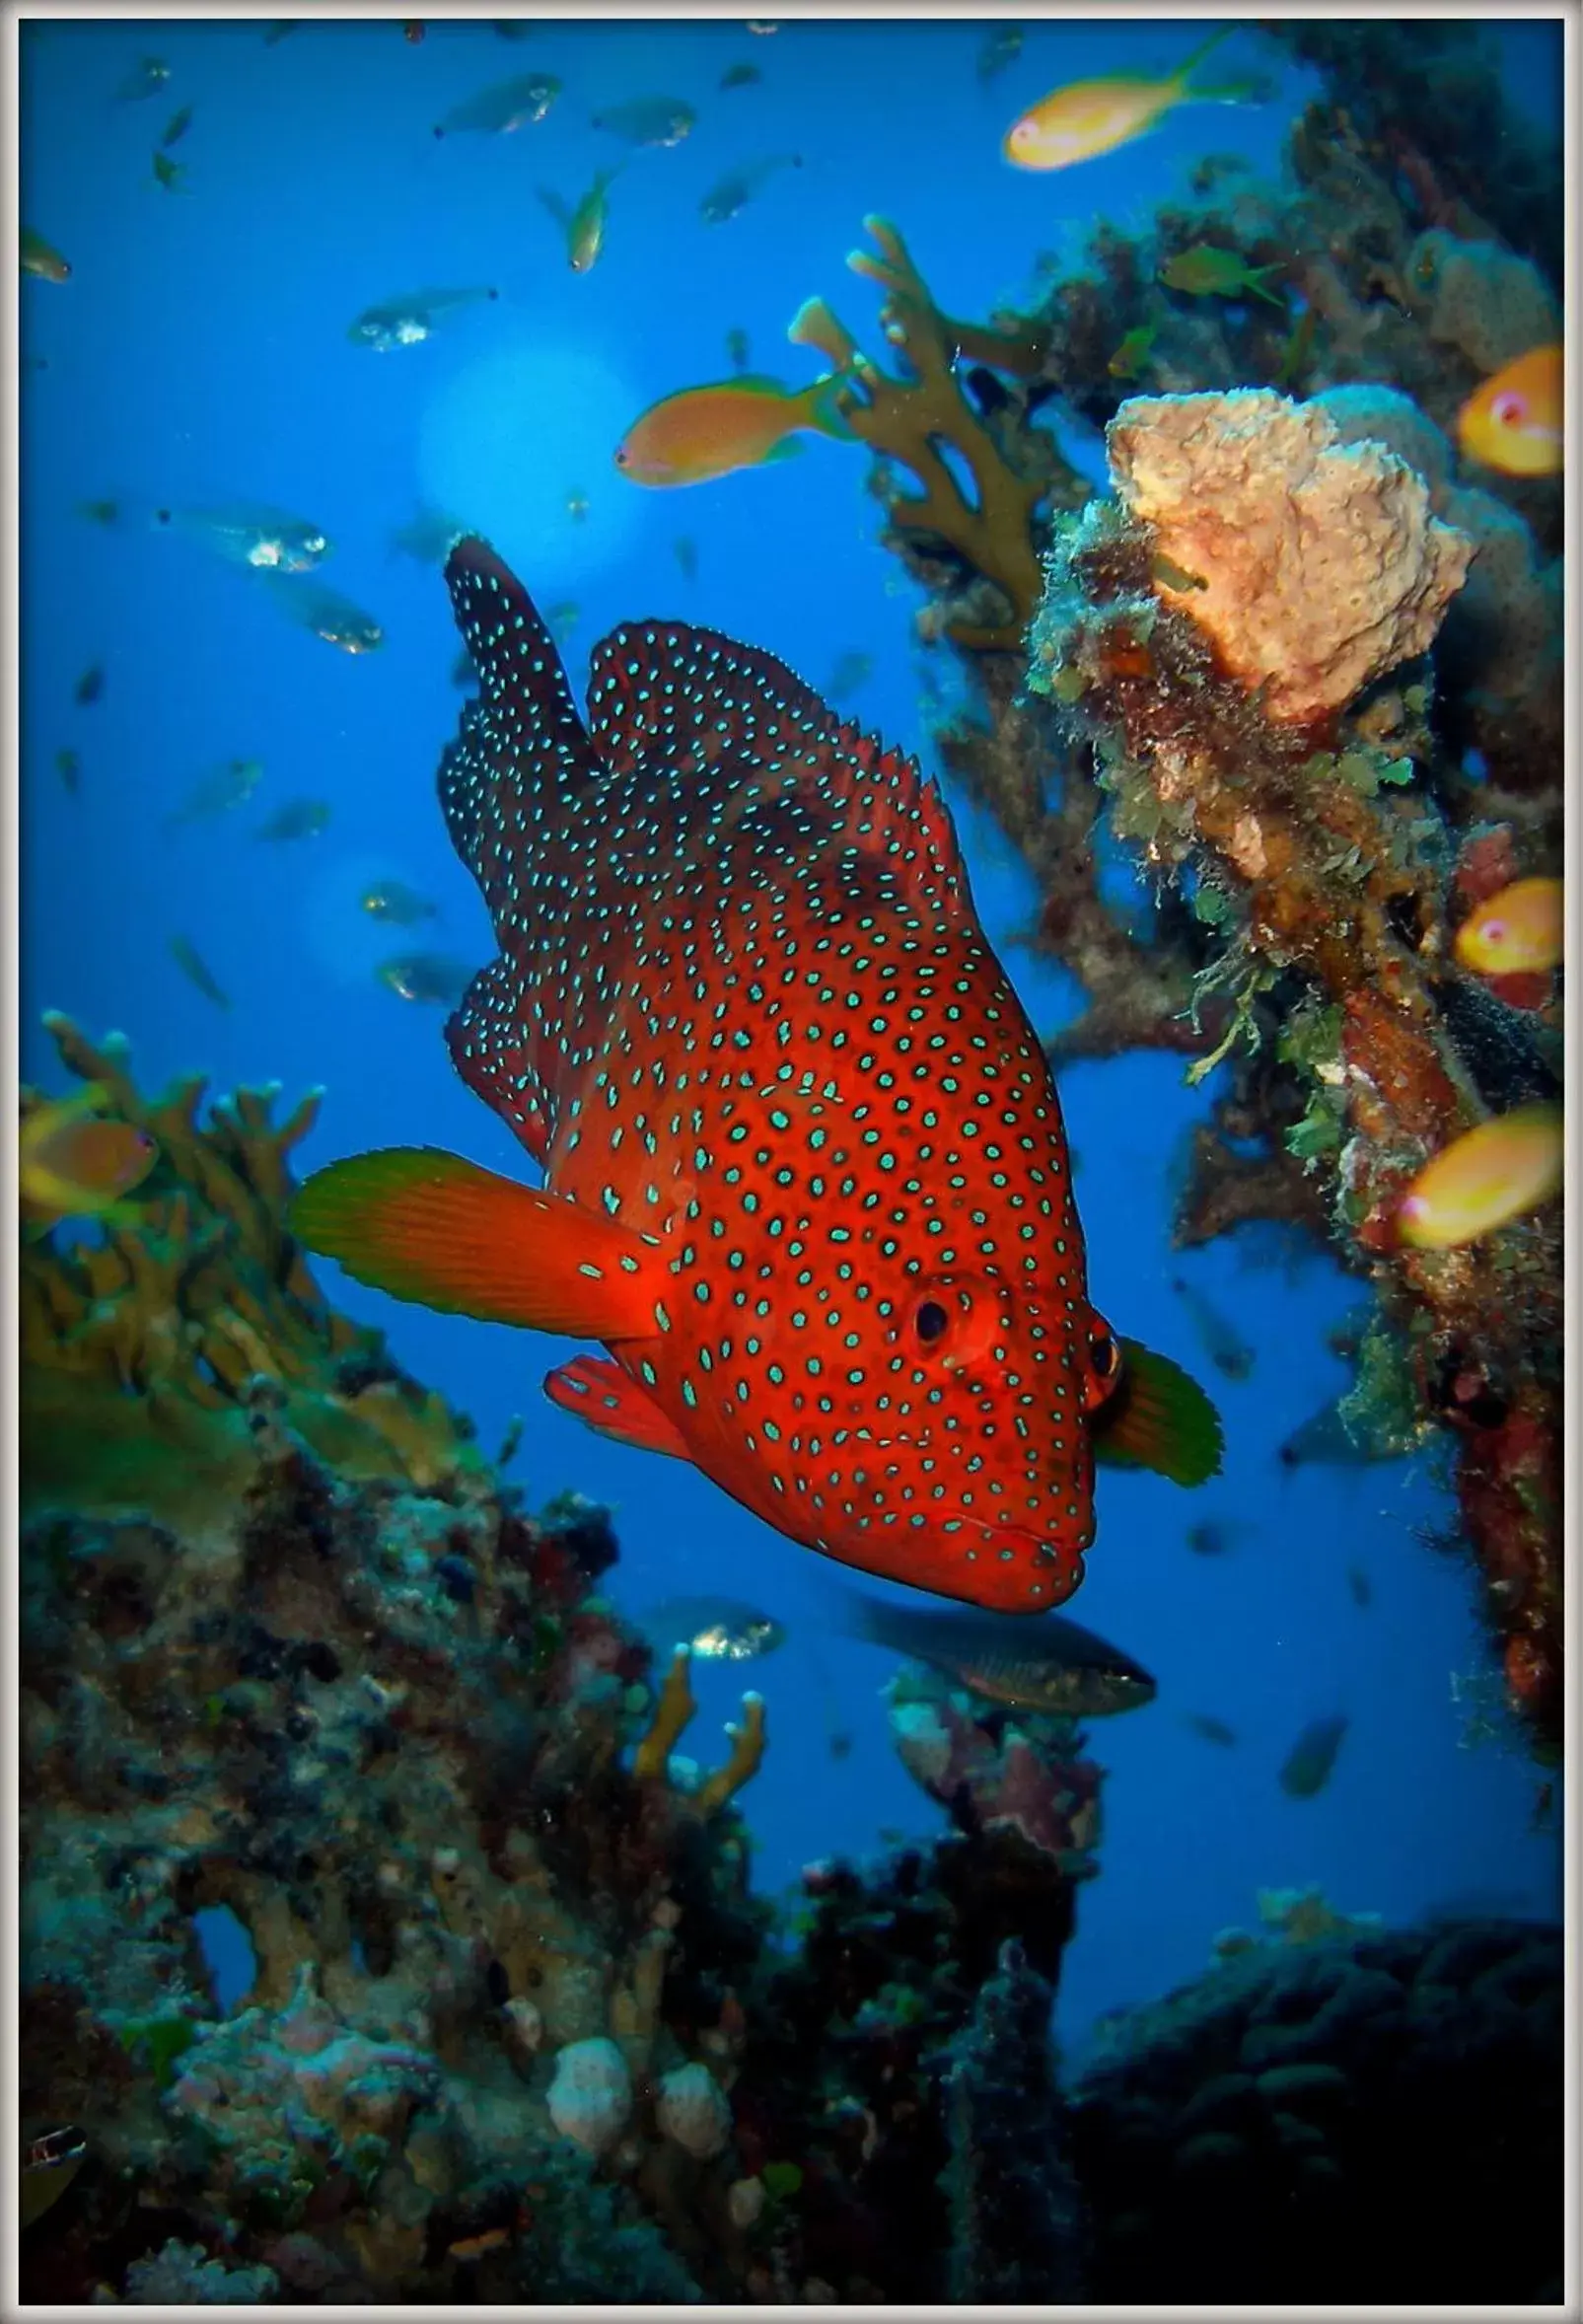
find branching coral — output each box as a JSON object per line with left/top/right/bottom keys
{"left": 20, "top": 1013, "right": 488, "bottom": 1521}
{"left": 633, "top": 1647, "right": 767, "bottom": 1815}
{"left": 790, "top": 216, "right": 1079, "bottom": 649}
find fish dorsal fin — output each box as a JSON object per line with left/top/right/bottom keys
{"left": 584, "top": 619, "right": 967, "bottom": 910}
{"left": 439, "top": 535, "right": 602, "bottom": 919}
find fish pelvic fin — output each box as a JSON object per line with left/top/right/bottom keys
{"left": 543, "top": 1354, "right": 693, "bottom": 1459}
{"left": 803, "top": 370, "right": 861, "bottom": 443}
{"left": 290, "top": 1146, "right": 663, "bottom": 1338}
{"left": 1094, "top": 1339, "right": 1224, "bottom": 1486}
{"left": 1174, "top": 24, "right": 1234, "bottom": 89}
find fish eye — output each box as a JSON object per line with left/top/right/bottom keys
{"left": 913, "top": 1299, "right": 950, "bottom": 1345}
{"left": 614, "top": 447, "right": 628, "bottom": 467}
{"left": 1089, "top": 1329, "right": 1120, "bottom": 1382}
{"left": 1082, "top": 1315, "right": 1123, "bottom": 1412}
{"left": 1491, "top": 391, "right": 1527, "bottom": 427}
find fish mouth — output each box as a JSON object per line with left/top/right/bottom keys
{"left": 954, "top": 1519, "right": 1086, "bottom": 1611}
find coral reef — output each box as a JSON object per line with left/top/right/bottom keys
{"left": 801, "top": 40, "right": 1561, "bottom": 1752}
{"left": 1070, "top": 1917, "right": 1563, "bottom": 2302}
{"left": 20, "top": 1013, "right": 489, "bottom": 1524}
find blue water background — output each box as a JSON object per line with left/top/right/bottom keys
{"left": 21, "top": 15, "right": 1564, "bottom": 2056}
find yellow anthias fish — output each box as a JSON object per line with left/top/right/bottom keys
{"left": 1004, "top": 27, "right": 1258, "bottom": 171}
{"left": 20, "top": 1086, "right": 159, "bottom": 1231}
{"left": 1454, "top": 876, "right": 1563, "bottom": 979}
{"left": 614, "top": 372, "right": 854, "bottom": 487}
{"left": 1456, "top": 344, "right": 1563, "bottom": 478}
{"left": 1397, "top": 1104, "right": 1563, "bottom": 1251}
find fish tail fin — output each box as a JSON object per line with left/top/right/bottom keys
{"left": 1248, "top": 264, "right": 1288, "bottom": 307}
{"left": 1174, "top": 24, "right": 1233, "bottom": 84}
{"left": 537, "top": 185, "right": 571, "bottom": 227}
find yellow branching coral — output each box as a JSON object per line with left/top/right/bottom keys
{"left": 633, "top": 1647, "right": 767, "bottom": 1815}
{"left": 790, "top": 216, "right": 1059, "bottom": 651}
{"left": 20, "top": 1013, "right": 486, "bottom": 1521}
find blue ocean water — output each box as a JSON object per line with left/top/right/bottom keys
{"left": 20, "top": 14, "right": 1563, "bottom": 2061}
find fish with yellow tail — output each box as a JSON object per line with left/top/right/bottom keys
{"left": 1396, "top": 1103, "right": 1563, "bottom": 1252}
{"left": 614, "top": 373, "right": 855, "bottom": 487}
{"left": 292, "top": 538, "right": 1220, "bottom": 1613}
{"left": 1003, "top": 27, "right": 1262, "bottom": 171}
{"left": 1456, "top": 344, "right": 1562, "bottom": 478}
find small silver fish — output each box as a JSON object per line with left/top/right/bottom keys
{"left": 639, "top": 1595, "right": 786, "bottom": 1662}
{"left": 362, "top": 879, "right": 437, "bottom": 925}
{"left": 1183, "top": 1710, "right": 1238, "bottom": 1747}
{"left": 255, "top": 797, "right": 330, "bottom": 842}
{"left": 1279, "top": 1712, "right": 1348, "bottom": 1798}
{"left": 378, "top": 952, "right": 472, "bottom": 1006}
{"left": 162, "top": 757, "right": 262, "bottom": 831}
{"left": 155, "top": 501, "right": 329, "bottom": 572}
{"left": 700, "top": 151, "right": 802, "bottom": 224}
{"left": 1278, "top": 1398, "right": 1400, "bottom": 1470}
{"left": 258, "top": 574, "right": 383, "bottom": 654}
{"left": 390, "top": 507, "right": 468, "bottom": 564}
{"left": 115, "top": 56, "right": 169, "bottom": 102}
{"left": 169, "top": 934, "right": 231, "bottom": 1011}
{"left": 349, "top": 286, "right": 499, "bottom": 351}
{"left": 1172, "top": 1275, "right": 1255, "bottom": 1380}
{"left": 590, "top": 96, "right": 695, "bottom": 147}
{"left": 434, "top": 73, "right": 560, "bottom": 137}
{"left": 841, "top": 1590, "right": 1156, "bottom": 1718}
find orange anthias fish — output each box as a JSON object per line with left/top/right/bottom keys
{"left": 1396, "top": 1102, "right": 1563, "bottom": 1252}
{"left": 293, "top": 538, "right": 1220, "bottom": 1613}
{"left": 1454, "top": 875, "right": 1563, "bottom": 980}
{"left": 1455, "top": 344, "right": 1563, "bottom": 478}
{"left": 20, "top": 1086, "right": 159, "bottom": 1231}
{"left": 614, "top": 375, "right": 855, "bottom": 487}
{"left": 1003, "top": 27, "right": 1259, "bottom": 172}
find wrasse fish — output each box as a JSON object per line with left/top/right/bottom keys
{"left": 20, "top": 1088, "right": 158, "bottom": 1231}
{"left": 839, "top": 1587, "right": 1156, "bottom": 1716}
{"left": 293, "top": 537, "right": 1220, "bottom": 1613}
{"left": 1108, "top": 323, "right": 1158, "bottom": 380}
{"left": 1453, "top": 876, "right": 1563, "bottom": 979}
{"left": 615, "top": 374, "right": 855, "bottom": 487}
{"left": 1396, "top": 1103, "right": 1563, "bottom": 1251}
{"left": 1003, "top": 28, "right": 1259, "bottom": 172}
{"left": 1456, "top": 344, "right": 1562, "bottom": 478}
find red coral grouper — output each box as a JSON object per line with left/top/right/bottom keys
{"left": 293, "top": 538, "right": 1220, "bottom": 1612}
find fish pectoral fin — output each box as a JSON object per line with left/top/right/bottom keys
{"left": 1093, "top": 1339, "right": 1224, "bottom": 1486}
{"left": 543, "top": 1354, "right": 693, "bottom": 1460}
{"left": 289, "top": 1147, "right": 663, "bottom": 1337}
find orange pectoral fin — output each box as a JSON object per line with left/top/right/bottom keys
{"left": 1093, "top": 1339, "right": 1224, "bottom": 1486}
{"left": 290, "top": 1147, "right": 662, "bottom": 1338}
{"left": 543, "top": 1354, "right": 693, "bottom": 1460}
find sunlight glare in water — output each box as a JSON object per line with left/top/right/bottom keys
{"left": 417, "top": 342, "right": 640, "bottom": 593}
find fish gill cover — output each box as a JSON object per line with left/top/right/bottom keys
{"left": 18, "top": 14, "right": 1565, "bottom": 2309}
